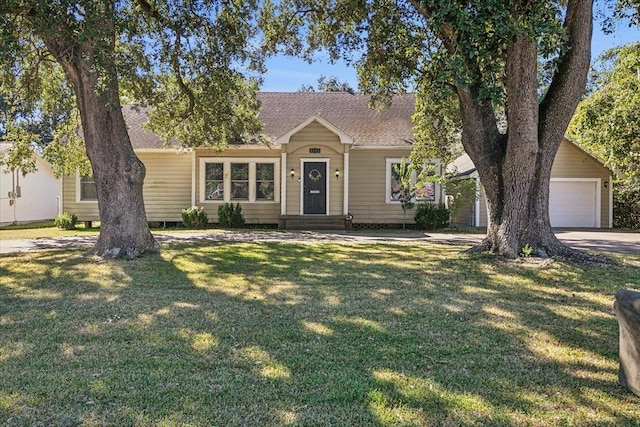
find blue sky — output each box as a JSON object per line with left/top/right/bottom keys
{"left": 261, "top": 23, "right": 640, "bottom": 92}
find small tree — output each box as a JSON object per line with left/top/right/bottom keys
{"left": 393, "top": 158, "right": 415, "bottom": 230}
{"left": 446, "top": 179, "right": 479, "bottom": 228}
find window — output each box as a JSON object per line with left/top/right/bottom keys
{"left": 230, "top": 163, "right": 249, "bottom": 200}
{"left": 200, "top": 158, "right": 279, "bottom": 203}
{"left": 415, "top": 164, "right": 437, "bottom": 202}
{"left": 205, "top": 163, "right": 224, "bottom": 200}
{"left": 256, "top": 163, "right": 275, "bottom": 201}
{"left": 386, "top": 158, "right": 408, "bottom": 203}
{"left": 386, "top": 159, "right": 440, "bottom": 204}
{"left": 80, "top": 175, "right": 97, "bottom": 201}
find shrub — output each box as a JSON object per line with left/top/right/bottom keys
{"left": 614, "top": 179, "right": 640, "bottom": 230}
{"left": 414, "top": 203, "right": 450, "bottom": 230}
{"left": 54, "top": 212, "right": 78, "bottom": 230}
{"left": 218, "top": 203, "right": 245, "bottom": 228}
{"left": 181, "top": 206, "right": 208, "bottom": 229}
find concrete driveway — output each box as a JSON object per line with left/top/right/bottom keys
{"left": 0, "top": 229, "right": 637, "bottom": 255}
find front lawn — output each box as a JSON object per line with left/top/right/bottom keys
{"left": 1, "top": 241, "right": 639, "bottom": 426}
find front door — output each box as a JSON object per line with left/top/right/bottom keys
{"left": 303, "top": 162, "right": 327, "bottom": 214}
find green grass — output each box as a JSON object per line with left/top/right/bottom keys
{"left": 0, "top": 221, "right": 100, "bottom": 240}
{"left": 1, "top": 241, "right": 639, "bottom": 426}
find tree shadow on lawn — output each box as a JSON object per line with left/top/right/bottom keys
{"left": 1, "top": 243, "right": 639, "bottom": 426}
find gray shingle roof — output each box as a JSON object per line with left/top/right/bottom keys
{"left": 124, "top": 92, "right": 416, "bottom": 150}
{"left": 257, "top": 92, "right": 416, "bottom": 147}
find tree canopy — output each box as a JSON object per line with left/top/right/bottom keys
{"left": 0, "top": 0, "right": 270, "bottom": 257}
{"left": 267, "top": 0, "right": 596, "bottom": 258}
{"left": 570, "top": 42, "right": 640, "bottom": 180}
{"left": 570, "top": 41, "right": 640, "bottom": 229}
{"left": 0, "top": 0, "right": 267, "bottom": 174}
{"left": 298, "top": 75, "right": 356, "bottom": 93}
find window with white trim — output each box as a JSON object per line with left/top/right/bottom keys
{"left": 386, "top": 159, "right": 439, "bottom": 203}
{"left": 256, "top": 163, "right": 275, "bottom": 201}
{"left": 230, "top": 163, "right": 249, "bottom": 200}
{"left": 205, "top": 163, "right": 224, "bottom": 200}
{"left": 200, "top": 158, "right": 279, "bottom": 203}
{"left": 80, "top": 175, "right": 97, "bottom": 201}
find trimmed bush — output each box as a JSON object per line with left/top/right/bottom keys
{"left": 181, "top": 206, "right": 208, "bottom": 229}
{"left": 54, "top": 212, "right": 78, "bottom": 230}
{"left": 414, "top": 203, "right": 450, "bottom": 230}
{"left": 218, "top": 203, "right": 245, "bottom": 228}
{"left": 614, "top": 179, "right": 640, "bottom": 230}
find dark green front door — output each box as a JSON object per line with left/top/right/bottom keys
{"left": 303, "top": 162, "right": 327, "bottom": 215}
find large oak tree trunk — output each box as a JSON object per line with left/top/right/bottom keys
{"left": 457, "top": 0, "right": 593, "bottom": 259}
{"left": 39, "top": 4, "right": 159, "bottom": 258}
{"left": 74, "top": 74, "right": 159, "bottom": 258}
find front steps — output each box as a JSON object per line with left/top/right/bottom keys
{"left": 278, "top": 215, "right": 353, "bottom": 231}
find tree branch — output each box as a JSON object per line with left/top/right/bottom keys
{"left": 134, "top": 0, "right": 195, "bottom": 119}
{"left": 539, "top": 0, "right": 593, "bottom": 147}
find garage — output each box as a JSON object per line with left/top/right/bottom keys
{"left": 549, "top": 179, "right": 600, "bottom": 228}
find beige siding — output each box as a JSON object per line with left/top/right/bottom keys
{"left": 195, "top": 147, "right": 281, "bottom": 224}
{"left": 349, "top": 148, "right": 413, "bottom": 224}
{"left": 450, "top": 178, "right": 476, "bottom": 226}
{"left": 140, "top": 152, "right": 192, "bottom": 222}
{"left": 283, "top": 122, "right": 346, "bottom": 216}
{"left": 62, "top": 174, "right": 100, "bottom": 221}
{"left": 477, "top": 139, "right": 612, "bottom": 228}
{"left": 63, "top": 151, "right": 193, "bottom": 222}
{"left": 479, "top": 186, "right": 488, "bottom": 227}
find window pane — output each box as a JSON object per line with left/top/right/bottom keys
{"left": 390, "top": 164, "right": 403, "bottom": 201}
{"left": 416, "top": 182, "right": 436, "bottom": 201}
{"left": 205, "top": 163, "right": 224, "bottom": 200}
{"left": 206, "top": 163, "right": 224, "bottom": 181}
{"left": 231, "top": 163, "right": 249, "bottom": 200}
{"left": 256, "top": 163, "right": 274, "bottom": 181}
{"left": 206, "top": 181, "right": 224, "bottom": 200}
{"left": 416, "top": 164, "right": 436, "bottom": 201}
{"left": 256, "top": 182, "right": 274, "bottom": 200}
{"left": 231, "top": 163, "right": 249, "bottom": 180}
{"left": 256, "top": 163, "right": 274, "bottom": 201}
{"left": 231, "top": 181, "right": 249, "bottom": 199}
{"left": 80, "top": 175, "right": 97, "bottom": 201}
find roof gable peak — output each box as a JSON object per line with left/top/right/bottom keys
{"left": 275, "top": 114, "right": 354, "bottom": 145}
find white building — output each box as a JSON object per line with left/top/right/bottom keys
{"left": 0, "top": 143, "right": 61, "bottom": 226}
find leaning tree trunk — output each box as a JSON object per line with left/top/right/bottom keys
{"left": 74, "top": 73, "right": 159, "bottom": 258}
{"left": 39, "top": 7, "right": 159, "bottom": 258}
{"left": 458, "top": 0, "right": 593, "bottom": 259}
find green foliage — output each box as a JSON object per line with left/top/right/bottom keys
{"left": 393, "top": 158, "right": 415, "bottom": 229}
{"left": 218, "top": 203, "right": 245, "bottom": 228}
{"left": 54, "top": 212, "right": 78, "bottom": 230}
{"left": 181, "top": 206, "right": 209, "bottom": 229}
{"left": 298, "top": 75, "right": 356, "bottom": 94}
{"left": 570, "top": 42, "right": 640, "bottom": 181}
{"left": 613, "top": 178, "right": 640, "bottom": 229}
{"left": 0, "top": 0, "right": 268, "bottom": 173}
{"left": 446, "top": 179, "right": 478, "bottom": 225}
{"left": 414, "top": 203, "right": 450, "bottom": 230}
{"left": 520, "top": 243, "right": 534, "bottom": 258}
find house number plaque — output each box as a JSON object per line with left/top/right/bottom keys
{"left": 309, "top": 148, "right": 321, "bottom": 154}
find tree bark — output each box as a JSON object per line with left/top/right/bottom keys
{"left": 458, "top": 0, "right": 593, "bottom": 258}
{"left": 38, "top": 5, "right": 159, "bottom": 258}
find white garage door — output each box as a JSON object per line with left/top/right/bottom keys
{"left": 549, "top": 180, "right": 599, "bottom": 227}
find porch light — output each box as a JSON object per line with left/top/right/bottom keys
{"left": 290, "top": 168, "right": 295, "bottom": 179}
{"left": 335, "top": 168, "right": 340, "bottom": 180}
{"left": 604, "top": 181, "right": 609, "bottom": 188}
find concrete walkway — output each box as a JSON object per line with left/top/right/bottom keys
{"left": 0, "top": 229, "right": 637, "bottom": 255}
